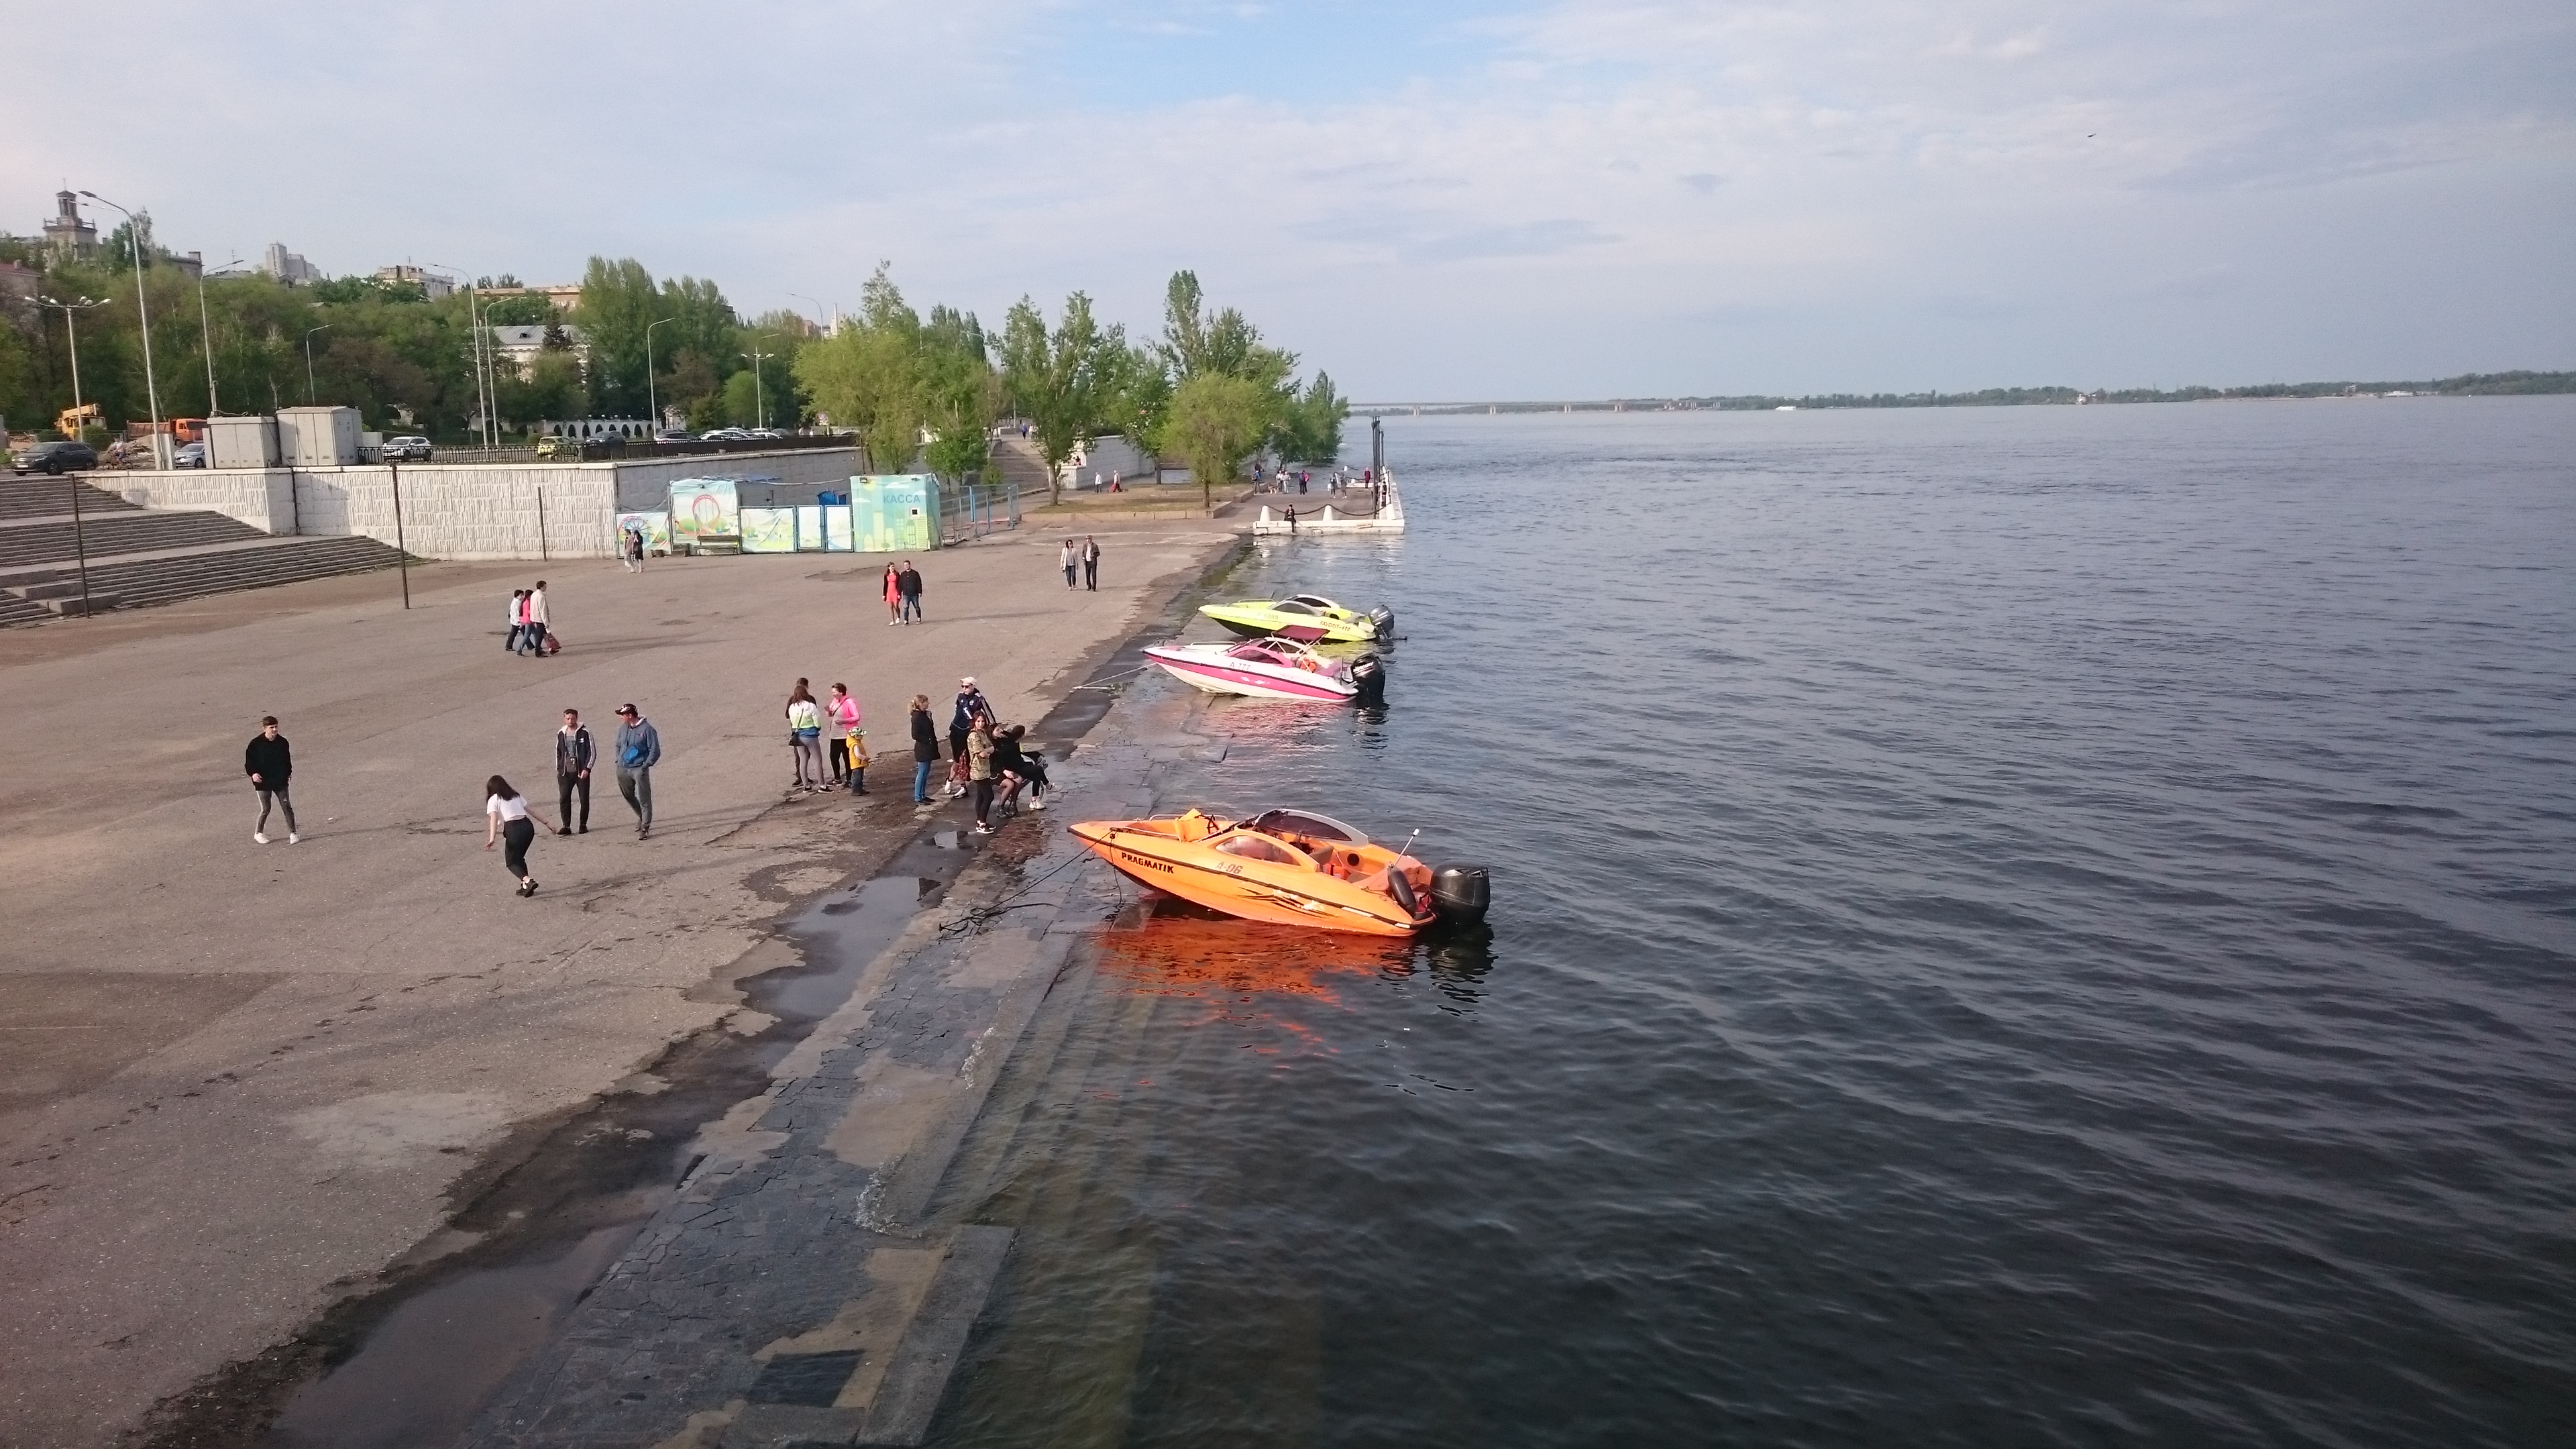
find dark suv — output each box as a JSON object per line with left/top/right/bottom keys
{"left": 11, "top": 440, "right": 99, "bottom": 476}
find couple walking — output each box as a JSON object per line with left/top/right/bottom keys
{"left": 1058, "top": 537, "right": 1102, "bottom": 591}
{"left": 880, "top": 561, "right": 925, "bottom": 624}
{"left": 504, "top": 582, "right": 556, "bottom": 656}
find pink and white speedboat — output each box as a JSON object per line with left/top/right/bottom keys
{"left": 1144, "top": 635, "right": 1363, "bottom": 702}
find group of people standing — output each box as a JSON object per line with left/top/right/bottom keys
{"left": 1059, "top": 537, "right": 1102, "bottom": 591}
{"left": 482, "top": 702, "right": 661, "bottom": 896}
{"left": 786, "top": 680, "right": 869, "bottom": 794}
{"left": 504, "top": 582, "right": 555, "bottom": 657}
{"left": 879, "top": 560, "right": 926, "bottom": 624}
{"left": 909, "top": 677, "right": 1049, "bottom": 835}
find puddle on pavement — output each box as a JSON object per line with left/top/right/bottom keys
{"left": 246, "top": 842, "right": 973, "bottom": 1449}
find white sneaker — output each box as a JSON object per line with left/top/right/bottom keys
{"left": 287, "top": 833, "right": 300, "bottom": 844}
{"left": 253, "top": 833, "right": 268, "bottom": 845}
{"left": 1029, "top": 797, "right": 1047, "bottom": 811}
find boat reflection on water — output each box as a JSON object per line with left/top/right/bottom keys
{"left": 1091, "top": 895, "right": 1497, "bottom": 1016}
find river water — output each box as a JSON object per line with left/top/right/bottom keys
{"left": 928, "top": 399, "right": 2576, "bottom": 1447}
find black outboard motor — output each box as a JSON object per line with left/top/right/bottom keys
{"left": 1430, "top": 865, "right": 1489, "bottom": 926}
{"left": 1348, "top": 653, "right": 1387, "bottom": 707}
{"left": 1368, "top": 604, "right": 1395, "bottom": 643}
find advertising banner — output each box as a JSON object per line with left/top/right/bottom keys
{"left": 615, "top": 511, "right": 672, "bottom": 555}
{"left": 740, "top": 506, "right": 797, "bottom": 553}
{"left": 667, "top": 478, "right": 740, "bottom": 547}
{"left": 847, "top": 474, "right": 941, "bottom": 553}
{"left": 822, "top": 505, "right": 853, "bottom": 551}
{"left": 794, "top": 504, "right": 824, "bottom": 551}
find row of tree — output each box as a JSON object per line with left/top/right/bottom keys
{"left": 794, "top": 266, "right": 1348, "bottom": 500}
{"left": 0, "top": 235, "right": 1348, "bottom": 494}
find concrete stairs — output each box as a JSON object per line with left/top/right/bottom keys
{"left": 0, "top": 477, "right": 138, "bottom": 521}
{"left": 0, "top": 475, "right": 407, "bottom": 625}
{"left": 987, "top": 435, "right": 1055, "bottom": 499}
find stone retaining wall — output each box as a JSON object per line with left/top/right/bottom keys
{"left": 105, "top": 445, "right": 866, "bottom": 560}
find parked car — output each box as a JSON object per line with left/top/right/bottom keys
{"left": 653, "top": 427, "right": 692, "bottom": 443}
{"left": 173, "top": 441, "right": 209, "bottom": 468}
{"left": 700, "top": 427, "right": 752, "bottom": 442}
{"left": 11, "top": 439, "right": 99, "bottom": 476}
{"left": 384, "top": 435, "right": 433, "bottom": 461}
{"left": 534, "top": 435, "right": 580, "bottom": 460}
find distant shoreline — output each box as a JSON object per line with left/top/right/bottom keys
{"left": 1359, "top": 369, "right": 2575, "bottom": 416}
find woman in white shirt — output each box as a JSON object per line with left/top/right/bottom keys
{"left": 483, "top": 774, "right": 558, "bottom": 897}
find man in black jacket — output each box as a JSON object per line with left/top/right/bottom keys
{"left": 896, "top": 561, "right": 924, "bottom": 623}
{"left": 244, "top": 716, "right": 297, "bottom": 845}
{"left": 555, "top": 708, "right": 594, "bottom": 834}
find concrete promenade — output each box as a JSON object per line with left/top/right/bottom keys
{"left": 0, "top": 520, "right": 1240, "bottom": 1446}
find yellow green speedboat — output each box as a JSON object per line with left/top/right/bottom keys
{"left": 1197, "top": 594, "right": 1393, "bottom": 644}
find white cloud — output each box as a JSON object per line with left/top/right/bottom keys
{"left": 5, "top": 0, "right": 2569, "bottom": 396}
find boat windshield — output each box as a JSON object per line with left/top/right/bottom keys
{"left": 1243, "top": 809, "right": 1368, "bottom": 846}
{"left": 1269, "top": 600, "right": 1319, "bottom": 616}
{"left": 1288, "top": 594, "right": 1342, "bottom": 612}
{"left": 1215, "top": 833, "right": 1312, "bottom": 867}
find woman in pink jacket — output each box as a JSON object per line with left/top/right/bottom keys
{"left": 827, "top": 683, "right": 865, "bottom": 792}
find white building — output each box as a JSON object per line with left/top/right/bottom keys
{"left": 491, "top": 324, "right": 591, "bottom": 378}
{"left": 373, "top": 264, "right": 454, "bottom": 299}
{"left": 262, "top": 242, "right": 321, "bottom": 284}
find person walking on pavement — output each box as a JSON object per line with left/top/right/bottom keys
{"left": 897, "top": 561, "right": 924, "bottom": 623}
{"left": 882, "top": 564, "right": 902, "bottom": 625}
{"left": 786, "top": 679, "right": 826, "bottom": 792}
{"left": 613, "top": 703, "right": 661, "bottom": 838}
{"left": 519, "top": 581, "right": 551, "bottom": 657}
{"left": 947, "top": 676, "right": 991, "bottom": 794}
{"left": 505, "top": 590, "right": 527, "bottom": 653}
{"left": 623, "top": 527, "right": 645, "bottom": 572}
{"left": 246, "top": 715, "right": 298, "bottom": 845}
{"left": 483, "top": 775, "right": 557, "bottom": 897}
{"left": 826, "top": 683, "right": 862, "bottom": 788}
{"left": 966, "top": 712, "right": 998, "bottom": 835}
{"left": 1081, "top": 535, "right": 1101, "bottom": 591}
{"left": 909, "top": 694, "right": 939, "bottom": 804}
{"left": 1061, "top": 538, "right": 1079, "bottom": 589}
{"left": 554, "top": 708, "right": 594, "bottom": 835}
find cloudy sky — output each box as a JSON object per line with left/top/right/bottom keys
{"left": 8, "top": 1, "right": 2571, "bottom": 398}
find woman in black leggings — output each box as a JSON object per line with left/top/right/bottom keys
{"left": 482, "top": 774, "right": 557, "bottom": 897}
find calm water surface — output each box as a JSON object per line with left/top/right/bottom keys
{"left": 931, "top": 400, "right": 2576, "bottom": 1447}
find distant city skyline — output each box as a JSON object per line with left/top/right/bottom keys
{"left": 7, "top": 0, "right": 2569, "bottom": 399}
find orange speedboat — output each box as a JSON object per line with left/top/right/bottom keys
{"left": 1069, "top": 808, "right": 1444, "bottom": 937}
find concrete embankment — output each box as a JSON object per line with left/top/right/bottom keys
{"left": 0, "top": 518, "right": 1242, "bottom": 1446}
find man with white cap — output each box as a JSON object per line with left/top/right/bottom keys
{"left": 947, "top": 676, "right": 990, "bottom": 796}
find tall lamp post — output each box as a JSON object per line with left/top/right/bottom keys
{"left": 79, "top": 191, "right": 165, "bottom": 468}
{"left": 303, "top": 324, "right": 333, "bottom": 404}
{"left": 747, "top": 350, "right": 774, "bottom": 431}
{"left": 38, "top": 295, "right": 108, "bottom": 619}
{"left": 790, "top": 292, "right": 829, "bottom": 336}
{"left": 431, "top": 262, "right": 494, "bottom": 449}
{"left": 645, "top": 316, "right": 677, "bottom": 435}
{"left": 37, "top": 294, "right": 107, "bottom": 433}
{"left": 197, "top": 256, "right": 244, "bottom": 416}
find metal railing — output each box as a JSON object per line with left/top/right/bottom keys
{"left": 939, "top": 480, "right": 1021, "bottom": 545}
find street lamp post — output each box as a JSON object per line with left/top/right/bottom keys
{"left": 78, "top": 191, "right": 165, "bottom": 468}
{"left": 304, "top": 324, "right": 333, "bottom": 404}
{"left": 197, "top": 256, "right": 243, "bottom": 417}
{"left": 38, "top": 295, "right": 107, "bottom": 429}
{"left": 428, "top": 263, "right": 489, "bottom": 449}
{"left": 747, "top": 350, "right": 774, "bottom": 431}
{"left": 790, "top": 292, "right": 828, "bottom": 335}
{"left": 38, "top": 295, "right": 108, "bottom": 619}
{"left": 645, "top": 316, "right": 678, "bottom": 435}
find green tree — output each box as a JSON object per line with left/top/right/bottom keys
{"left": 1273, "top": 370, "right": 1349, "bottom": 463}
{"left": 500, "top": 352, "right": 587, "bottom": 431}
{"left": 1155, "top": 373, "right": 1273, "bottom": 511}
{"left": 1000, "top": 291, "right": 1124, "bottom": 503}
{"left": 480, "top": 294, "right": 555, "bottom": 326}
{"left": 575, "top": 256, "right": 659, "bottom": 417}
